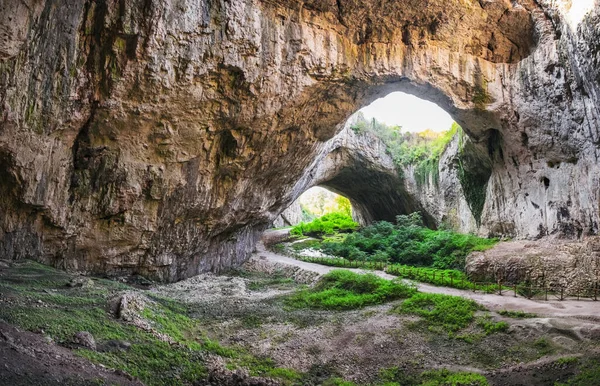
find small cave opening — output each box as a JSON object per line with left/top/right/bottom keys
{"left": 542, "top": 176, "right": 550, "bottom": 189}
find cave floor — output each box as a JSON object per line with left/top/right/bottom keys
{"left": 0, "top": 253, "right": 599, "bottom": 385}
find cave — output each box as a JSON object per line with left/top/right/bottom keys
{"left": 2, "top": 1, "right": 600, "bottom": 384}
{"left": 0, "top": 0, "right": 598, "bottom": 283}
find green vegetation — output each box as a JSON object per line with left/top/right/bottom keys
{"left": 394, "top": 293, "right": 480, "bottom": 333}
{"left": 297, "top": 187, "right": 352, "bottom": 220}
{"left": 0, "top": 261, "right": 304, "bottom": 386}
{"left": 377, "top": 366, "right": 489, "bottom": 386}
{"left": 319, "top": 213, "right": 496, "bottom": 270}
{"left": 285, "top": 270, "right": 416, "bottom": 310}
{"left": 475, "top": 315, "right": 509, "bottom": 335}
{"left": 420, "top": 369, "right": 489, "bottom": 386}
{"left": 497, "top": 310, "right": 537, "bottom": 318}
{"left": 555, "top": 357, "right": 579, "bottom": 366}
{"left": 533, "top": 337, "right": 556, "bottom": 357}
{"left": 350, "top": 113, "right": 459, "bottom": 186}
{"left": 556, "top": 357, "right": 600, "bottom": 386}
{"left": 291, "top": 212, "right": 358, "bottom": 237}
{"left": 456, "top": 130, "right": 492, "bottom": 225}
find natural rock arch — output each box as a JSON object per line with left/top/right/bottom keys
{"left": 1, "top": 0, "right": 599, "bottom": 281}
{"left": 294, "top": 126, "right": 439, "bottom": 227}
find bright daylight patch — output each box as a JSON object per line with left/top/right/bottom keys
{"left": 358, "top": 91, "right": 455, "bottom": 133}
{"left": 565, "top": 0, "right": 594, "bottom": 30}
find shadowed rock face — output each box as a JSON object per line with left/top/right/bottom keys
{"left": 302, "top": 127, "right": 437, "bottom": 227}
{"left": 0, "top": 0, "right": 598, "bottom": 281}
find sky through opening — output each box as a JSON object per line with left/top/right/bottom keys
{"left": 358, "top": 91, "right": 455, "bottom": 133}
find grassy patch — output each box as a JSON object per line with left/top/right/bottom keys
{"left": 394, "top": 293, "right": 480, "bottom": 333}
{"left": 285, "top": 270, "right": 416, "bottom": 310}
{"left": 533, "top": 337, "right": 556, "bottom": 357}
{"left": 556, "top": 356, "right": 600, "bottom": 386}
{"left": 376, "top": 367, "right": 489, "bottom": 386}
{"left": 420, "top": 369, "right": 489, "bottom": 386}
{"left": 0, "top": 260, "right": 306, "bottom": 386}
{"left": 475, "top": 315, "right": 509, "bottom": 335}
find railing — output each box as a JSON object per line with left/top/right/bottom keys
{"left": 296, "top": 256, "right": 599, "bottom": 301}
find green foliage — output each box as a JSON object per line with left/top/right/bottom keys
{"left": 420, "top": 369, "right": 489, "bottom": 386}
{"left": 556, "top": 357, "right": 600, "bottom": 386}
{"left": 456, "top": 130, "right": 490, "bottom": 225}
{"left": 335, "top": 195, "right": 353, "bottom": 217}
{"left": 291, "top": 212, "right": 358, "bottom": 237}
{"left": 285, "top": 270, "right": 416, "bottom": 310}
{"left": 497, "top": 310, "right": 537, "bottom": 318}
{"left": 395, "top": 293, "right": 480, "bottom": 333}
{"left": 385, "top": 264, "right": 498, "bottom": 293}
{"left": 349, "top": 113, "right": 459, "bottom": 187}
{"left": 291, "top": 239, "right": 322, "bottom": 251}
{"left": 322, "top": 378, "right": 358, "bottom": 386}
{"left": 475, "top": 315, "right": 509, "bottom": 335}
{"left": 555, "top": 357, "right": 579, "bottom": 366}
{"left": 320, "top": 213, "right": 496, "bottom": 270}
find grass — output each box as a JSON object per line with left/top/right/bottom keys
{"left": 285, "top": 270, "right": 417, "bottom": 310}
{"left": 475, "top": 315, "right": 509, "bottom": 335}
{"left": 556, "top": 356, "right": 600, "bottom": 386}
{"left": 377, "top": 366, "right": 489, "bottom": 386}
{"left": 291, "top": 212, "right": 358, "bottom": 237}
{"left": 394, "top": 293, "right": 481, "bottom": 333}
{"left": 420, "top": 369, "right": 489, "bottom": 386}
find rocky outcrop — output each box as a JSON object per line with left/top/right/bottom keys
{"left": 272, "top": 200, "right": 303, "bottom": 228}
{"left": 465, "top": 237, "right": 600, "bottom": 295}
{"left": 0, "top": 0, "right": 599, "bottom": 281}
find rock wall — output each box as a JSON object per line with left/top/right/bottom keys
{"left": 0, "top": 0, "right": 599, "bottom": 281}
{"left": 272, "top": 200, "right": 303, "bottom": 228}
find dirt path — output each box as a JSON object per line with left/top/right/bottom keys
{"left": 253, "top": 242, "right": 600, "bottom": 320}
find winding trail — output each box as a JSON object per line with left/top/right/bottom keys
{"left": 253, "top": 241, "right": 600, "bottom": 320}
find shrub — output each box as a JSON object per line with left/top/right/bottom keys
{"left": 291, "top": 212, "right": 358, "bottom": 237}
{"left": 395, "top": 293, "right": 480, "bottom": 333}
{"left": 319, "top": 213, "right": 496, "bottom": 270}
{"left": 285, "top": 270, "right": 416, "bottom": 310}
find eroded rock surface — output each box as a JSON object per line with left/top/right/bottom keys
{"left": 466, "top": 236, "right": 600, "bottom": 294}
{"left": 0, "top": 0, "right": 599, "bottom": 281}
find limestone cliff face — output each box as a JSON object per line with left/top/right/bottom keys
{"left": 0, "top": 0, "right": 598, "bottom": 281}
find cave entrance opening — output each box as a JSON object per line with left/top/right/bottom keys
{"left": 272, "top": 186, "right": 353, "bottom": 228}
{"left": 314, "top": 89, "right": 467, "bottom": 227}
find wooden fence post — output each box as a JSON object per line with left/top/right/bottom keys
{"left": 560, "top": 287, "right": 564, "bottom": 301}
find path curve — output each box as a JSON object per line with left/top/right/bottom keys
{"left": 253, "top": 242, "right": 600, "bottom": 320}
